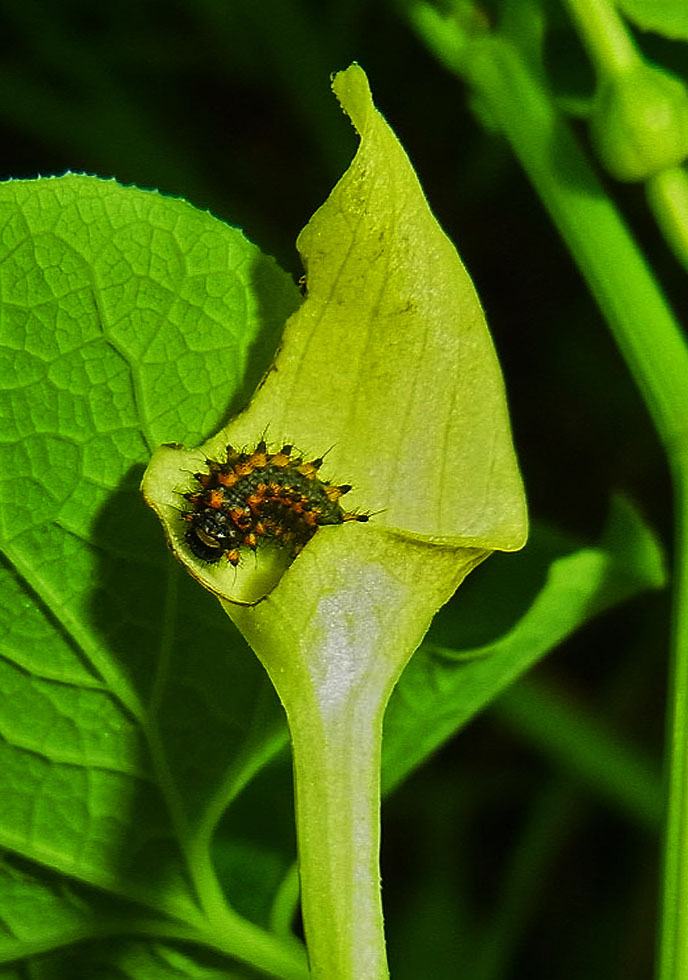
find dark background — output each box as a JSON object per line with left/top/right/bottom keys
{"left": 3, "top": 1, "right": 678, "bottom": 977}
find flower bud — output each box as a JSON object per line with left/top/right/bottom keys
{"left": 590, "top": 65, "right": 688, "bottom": 181}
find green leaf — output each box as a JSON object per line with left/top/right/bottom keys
{"left": 617, "top": 0, "right": 688, "bottom": 40}
{"left": 0, "top": 853, "right": 205, "bottom": 977}
{"left": 382, "top": 496, "right": 666, "bottom": 793}
{"left": 0, "top": 174, "right": 307, "bottom": 978}
{"left": 143, "top": 63, "right": 527, "bottom": 604}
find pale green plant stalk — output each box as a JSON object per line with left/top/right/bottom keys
{"left": 143, "top": 64, "right": 527, "bottom": 978}
{"left": 226, "top": 534, "right": 474, "bottom": 980}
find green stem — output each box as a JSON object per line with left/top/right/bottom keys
{"left": 402, "top": 11, "right": 688, "bottom": 978}
{"left": 226, "top": 584, "right": 395, "bottom": 980}
{"left": 563, "top": 0, "right": 688, "bottom": 253}
{"left": 647, "top": 167, "right": 688, "bottom": 272}
{"left": 561, "top": 0, "right": 640, "bottom": 75}
{"left": 660, "top": 456, "right": 688, "bottom": 980}
{"left": 286, "top": 699, "right": 388, "bottom": 980}
{"left": 223, "top": 628, "right": 391, "bottom": 980}
{"left": 459, "top": 35, "right": 688, "bottom": 453}
{"left": 198, "top": 906, "right": 311, "bottom": 980}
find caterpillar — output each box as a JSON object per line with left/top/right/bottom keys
{"left": 183, "top": 440, "right": 368, "bottom": 566}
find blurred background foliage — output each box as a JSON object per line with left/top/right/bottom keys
{"left": 2, "top": 1, "right": 679, "bottom": 977}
